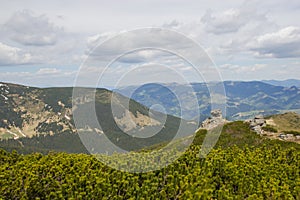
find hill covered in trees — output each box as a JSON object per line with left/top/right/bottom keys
{"left": 0, "top": 82, "right": 196, "bottom": 153}
{"left": 1, "top": 140, "right": 299, "bottom": 199}
{"left": 1, "top": 121, "right": 300, "bottom": 199}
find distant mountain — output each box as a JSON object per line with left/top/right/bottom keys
{"left": 117, "top": 81, "right": 300, "bottom": 121}
{"left": 262, "top": 79, "right": 300, "bottom": 88}
{"left": 0, "top": 82, "right": 196, "bottom": 153}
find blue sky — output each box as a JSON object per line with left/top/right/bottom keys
{"left": 0, "top": 0, "right": 300, "bottom": 87}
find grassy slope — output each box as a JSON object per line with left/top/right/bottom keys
{"left": 193, "top": 121, "right": 300, "bottom": 150}
{"left": 143, "top": 121, "right": 300, "bottom": 152}
{"left": 269, "top": 112, "right": 300, "bottom": 132}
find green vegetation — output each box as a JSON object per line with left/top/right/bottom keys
{"left": 1, "top": 121, "right": 299, "bottom": 199}
{"left": 1, "top": 121, "right": 299, "bottom": 155}
{"left": 0, "top": 132, "right": 88, "bottom": 154}
{"left": 262, "top": 125, "right": 278, "bottom": 133}
{"left": 283, "top": 130, "right": 300, "bottom": 136}
{"left": 0, "top": 82, "right": 299, "bottom": 199}
{"left": 0, "top": 144, "right": 299, "bottom": 199}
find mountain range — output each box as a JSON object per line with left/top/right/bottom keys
{"left": 117, "top": 81, "right": 300, "bottom": 120}
{"left": 1, "top": 80, "right": 300, "bottom": 154}
{"left": 262, "top": 79, "right": 300, "bottom": 88}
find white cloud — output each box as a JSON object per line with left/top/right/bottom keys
{"left": 4, "top": 10, "right": 63, "bottom": 46}
{"left": 87, "top": 31, "right": 120, "bottom": 49}
{"left": 201, "top": 9, "right": 245, "bottom": 34}
{"left": 201, "top": 2, "right": 267, "bottom": 35}
{"left": 0, "top": 68, "right": 77, "bottom": 87}
{"left": 0, "top": 42, "right": 34, "bottom": 65}
{"left": 248, "top": 26, "right": 300, "bottom": 58}
{"left": 0, "top": 0, "right": 299, "bottom": 86}
{"left": 220, "top": 63, "right": 267, "bottom": 73}
{"left": 36, "top": 68, "right": 61, "bottom": 75}
{"left": 0, "top": 10, "right": 87, "bottom": 66}
{"left": 85, "top": 29, "right": 194, "bottom": 64}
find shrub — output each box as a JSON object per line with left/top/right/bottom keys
{"left": 262, "top": 125, "right": 278, "bottom": 133}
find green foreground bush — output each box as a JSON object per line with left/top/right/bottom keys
{"left": 0, "top": 144, "right": 299, "bottom": 200}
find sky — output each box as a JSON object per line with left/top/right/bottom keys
{"left": 0, "top": 0, "right": 300, "bottom": 87}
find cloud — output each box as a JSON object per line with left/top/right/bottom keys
{"left": 36, "top": 68, "right": 62, "bottom": 75}
{"left": 4, "top": 10, "right": 63, "bottom": 46}
{"left": 220, "top": 63, "right": 266, "bottom": 73}
{"left": 248, "top": 26, "right": 300, "bottom": 58}
{"left": 201, "top": 2, "right": 267, "bottom": 35}
{"left": 0, "top": 68, "right": 77, "bottom": 87}
{"left": 201, "top": 9, "right": 244, "bottom": 34}
{"left": 162, "top": 20, "right": 181, "bottom": 29}
{"left": 85, "top": 28, "right": 211, "bottom": 68}
{"left": 87, "top": 31, "right": 120, "bottom": 49}
{"left": 218, "top": 62, "right": 300, "bottom": 81}
{"left": 0, "top": 42, "right": 34, "bottom": 66}
{"left": 0, "top": 10, "right": 87, "bottom": 66}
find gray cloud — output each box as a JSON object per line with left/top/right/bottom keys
{"left": 85, "top": 29, "right": 200, "bottom": 65}
{"left": 4, "top": 10, "right": 63, "bottom": 46}
{"left": 201, "top": 2, "right": 267, "bottom": 35}
{"left": 248, "top": 26, "right": 300, "bottom": 58}
{"left": 0, "top": 0, "right": 299, "bottom": 86}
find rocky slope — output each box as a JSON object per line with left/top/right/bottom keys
{"left": 0, "top": 82, "right": 196, "bottom": 146}
{"left": 245, "top": 112, "right": 300, "bottom": 144}
{"left": 0, "top": 82, "right": 75, "bottom": 139}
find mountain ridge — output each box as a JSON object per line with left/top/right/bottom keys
{"left": 0, "top": 82, "right": 197, "bottom": 151}
{"left": 116, "top": 81, "right": 300, "bottom": 120}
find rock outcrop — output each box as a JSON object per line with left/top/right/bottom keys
{"left": 200, "top": 109, "right": 227, "bottom": 130}
{"left": 246, "top": 115, "right": 266, "bottom": 134}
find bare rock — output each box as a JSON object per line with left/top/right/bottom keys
{"left": 211, "top": 109, "right": 222, "bottom": 118}
{"left": 200, "top": 109, "right": 226, "bottom": 130}
{"left": 246, "top": 115, "right": 266, "bottom": 134}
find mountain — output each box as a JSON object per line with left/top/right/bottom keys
{"left": 0, "top": 82, "right": 197, "bottom": 153}
{"left": 0, "top": 82, "right": 75, "bottom": 139}
{"left": 116, "top": 81, "right": 300, "bottom": 120}
{"left": 262, "top": 79, "right": 300, "bottom": 87}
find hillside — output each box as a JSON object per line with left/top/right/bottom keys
{"left": 267, "top": 112, "right": 300, "bottom": 132}
{"left": 117, "top": 81, "right": 300, "bottom": 120}
{"left": 1, "top": 93, "right": 300, "bottom": 199}
{"left": 1, "top": 139, "right": 299, "bottom": 199}
{"left": 2, "top": 119, "right": 299, "bottom": 154}
{"left": 252, "top": 112, "right": 300, "bottom": 144}
{"left": 147, "top": 120, "right": 300, "bottom": 152}
{"left": 0, "top": 82, "right": 197, "bottom": 153}
{"left": 0, "top": 82, "right": 75, "bottom": 139}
